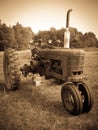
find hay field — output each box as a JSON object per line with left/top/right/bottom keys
{"left": 0, "top": 49, "right": 98, "bottom": 130}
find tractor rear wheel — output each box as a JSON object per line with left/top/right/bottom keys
{"left": 3, "top": 48, "right": 21, "bottom": 91}
{"left": 76, "top": 82, "right": 94, "bottom": 113}
{"left": 61, "top": 82, "right": 83, "bottom": 115}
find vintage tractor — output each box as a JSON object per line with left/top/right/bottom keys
{"left": 3, "top": 9, "right": 93, "bottom": 115}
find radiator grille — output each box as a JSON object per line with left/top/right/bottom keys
{"left": 67, "top": 53, "right": 84, "bottom": 75}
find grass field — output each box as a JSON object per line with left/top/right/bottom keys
{"left": 0, "top": 49, "right": 98, "bottom": 130}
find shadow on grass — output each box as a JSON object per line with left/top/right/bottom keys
{"left": 18, "top": 80, "right": 69, "bottom": 117}
{"left": 0, "top": 80, "right": 98, "bottom": 130}
{"left": 0, "top": 82, "right": 5, "bottom": 90}
{"left": 93, "top": 85, "right": 98, "bottom": 90}
{"left": 0, "top": 82, "right": 7, "bottom": 96}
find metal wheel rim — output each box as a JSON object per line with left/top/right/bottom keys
{"left": 63, "top": 90, "right": 75, "bottom": 112}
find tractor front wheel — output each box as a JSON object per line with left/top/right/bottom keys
{"left": 3, "top": 48, "right": 21, "bottom": 91}
{"left": 61, "top": 82, "right": 83, "bottom": 115}
{"left": 76, "top": 82, "right": 94, "bottom": 113}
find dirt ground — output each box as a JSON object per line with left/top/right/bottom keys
{"left": 0, "top": 49, "right": 98, "bottom": 130}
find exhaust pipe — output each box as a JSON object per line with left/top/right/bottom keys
{"left": 64, "top": 9, "right": 72, "bottom": 48}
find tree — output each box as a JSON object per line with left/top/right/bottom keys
{"left": 84, "top": 32, "right": 97, "bottom": 47}
{"left": 33, "top": 27, "right": 98, "bottom": 48}
{"left": 96, "top": 39, "right": 98, "bottom": 48}
{"left": 0, "top": 23, "right": 16, "bottom": 51}
{"left": 13, "top": 23, "right": 34, "bottom": 50}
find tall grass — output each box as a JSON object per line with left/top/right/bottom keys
{"left": 0, "top": 49, "right": 98, "bottom": 130}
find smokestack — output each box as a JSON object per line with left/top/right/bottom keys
{"left": 64, "top": 9, "right": 72, "bottom": 48}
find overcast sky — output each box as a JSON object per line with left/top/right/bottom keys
{"left": 0, "top": 0, "right": 98, "bottom": 37}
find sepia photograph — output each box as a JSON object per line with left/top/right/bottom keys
{"left": 0, "top": 0, "right": 98, "bottom": 130}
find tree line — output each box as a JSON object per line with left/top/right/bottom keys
{"left": 34, "top": 27, "right": 98, "bottom": 48}
{"left": 0, "top": 21, "right": 34, "bottom": 51}
{"left": 0, "top": 21, "right": 98, "bottom": 51}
